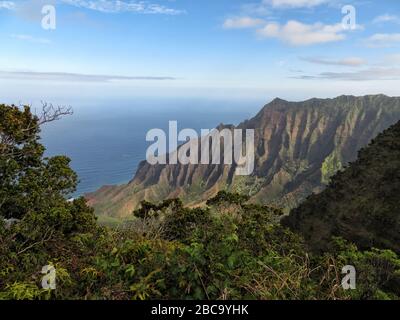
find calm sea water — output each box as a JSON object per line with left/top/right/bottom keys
{"left": 40, "top": 98, "right": 263, "bottom": 197}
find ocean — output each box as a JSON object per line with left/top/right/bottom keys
{"left": 40, "top": 97, "right": 263, "bottom": 197}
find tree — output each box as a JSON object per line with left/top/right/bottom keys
{"left": 0, "top": 103, "right": 80, "bottom": 220}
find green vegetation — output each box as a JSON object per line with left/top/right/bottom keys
{"left": 1, "top": 104, "right": 399, "bottom": 300}
{"left": 321, "top": 151, "right": 342, "bottom": 184}
{"left": 284, "top": 120, "right": 400, "bottom": 254}
{"left": 2, "top": 189, "right": 399, "bottom": 299}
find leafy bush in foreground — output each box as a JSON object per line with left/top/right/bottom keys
{"left": 1, "top": 192, "right": 399, "bottom": 300}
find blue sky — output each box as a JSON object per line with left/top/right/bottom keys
{"left": 0, "top": 0, "right": 400, "bottom": 104}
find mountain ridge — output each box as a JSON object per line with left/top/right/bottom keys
{"left": 86, "top": 94, "right": 400, "bottom": 217}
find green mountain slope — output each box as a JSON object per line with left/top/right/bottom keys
{"left": 282, "top": 120, "right": 400, "bottom": 253}
{"left": 87, "top": 95, "right": 400, "bottom": 217}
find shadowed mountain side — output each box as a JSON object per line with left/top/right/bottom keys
{"left": 282, "top": 120, "right": 400, "bottom": 254}
{"left": 86, "top": 95, "right": 400, "bottom": 218}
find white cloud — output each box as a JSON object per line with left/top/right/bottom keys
{"left": 11, "top": 34, "right": 51, "bottom": 44}
{"left": 60, "top": 0, "right": 184, "bottom": 15}
{"left": 383, "top": 54, "right": 400, "bottom": 65}
{"left": 0, "top": 70, "right": 176, "bottom": 82}
{"left": 365, "top": 33, "right": 400, "bottom": 48}
{"left": 373, "top": 14, "right": 400, "bottom": 24}
{"left": 223, "top": 17, "right": 265, "bottom": 29}
{"left": 265, "top": 0, "right": 328, "bottom": 8}
{"left": 301, "top": 56, "right": 366, "bottom": 67}
{"left": 257, "top": 20, "right": 346, "bottom": 45}
{"left": 0, "top": 1, "right": 15, "bottom": 10}
{"left": 0, "top": 0, "right": 183, "bottom": 15}
{"left": 240, "top": 0, "right": 328, "bottom": 16}
{"left": 295, "top": 68, "right": 400, "bottom": 81}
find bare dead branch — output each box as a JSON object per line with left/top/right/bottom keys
{"left": 38, "top": 101, "right": 73, "bottom": 125}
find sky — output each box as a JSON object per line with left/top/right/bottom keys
{"left": 0, "top": 0, "right": 400, "bottom": 104}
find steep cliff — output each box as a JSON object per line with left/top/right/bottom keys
{"left": 87, "top": 95, "right": 400, "bottom": 217}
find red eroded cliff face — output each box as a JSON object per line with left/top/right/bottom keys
{"left": 86, "top": 95, "right": 400, "bottom": 218}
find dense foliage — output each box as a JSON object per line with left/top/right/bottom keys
{"left": 283, "top": 120, "right": 400, "bottom": 254}
{"left": 1, "top": 104, "right": 399, "bottom": 300}
{"left": 1, "top": 190, "right": 400, "bottom": 300}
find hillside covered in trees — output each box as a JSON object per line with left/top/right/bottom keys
{"left": 283, "top": 120, "right": 400, "bottom": 254}
{"left": 1, "top": 103, "right": 400, "bottom": 300}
